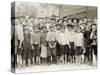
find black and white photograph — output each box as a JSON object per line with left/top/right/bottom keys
{"left": 11, "top": 2, "right": 97, "bottom": 73}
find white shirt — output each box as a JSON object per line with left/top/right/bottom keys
{"left": 66, "top": 30, "right": 76, "bottom": 42}
{"left": 74, "top": 32, "right": 84, "bottom": 46}
{"left": 57, "top": 32, "right": 69, "bottom": 45}
{"left": 15, "top": 24, "right": 24, "bottom": 41}
{"left": 15, "top": 24, "right": 24, "bottom": 48}
{"left": 46, "top": 31, "right": 56, "bottom": 42}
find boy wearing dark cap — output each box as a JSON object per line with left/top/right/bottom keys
{"left": 72, "top": 18, "right": 79, "bottom": 26}
{"left": 57, "top": 19, "right": 63, "bottom": 24}
{"left": 63, "top": 16, "right": 68, "bottom": 21}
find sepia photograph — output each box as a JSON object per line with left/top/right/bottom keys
{"left": 11, "top": 2, "right": 97, "bottom": 73}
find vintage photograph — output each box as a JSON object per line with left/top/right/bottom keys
{"left": 11, "top": 2, "right": 97, "bottom": 73}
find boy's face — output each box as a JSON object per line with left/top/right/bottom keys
{"left": 83, "top": 18, "right": 88, "bottom": 23}
{"left": 43, "top": 27, "right": 47, "bottom": 32}
{"left": 73, "top": 26, "right": 77, "bottom": 32}
{"left": 51, "top": 20, "right": 55, "bottom": 24}
{"left": 56, "top": 25, "right": 60, "bottom": 30}
{"left": 39, "top": 19, "right": 43, "bottom": 23}
{"left": 82, "top": 24, "right": 87, "bottom": 28}
{"left": 87, "top": 22, "right": 92, "bottom": 26}
{"left": 59, "top": 20, "right": 62, "bottom": 24}
{"left": 50, "top": 27, "right": 54, "bottom": 31}
{"left": 25, "top": 16, "right": 29, "bottom": 21}
{"left": 61, "top": 27, "right": 65, "bottom": 32}
{"left": 67, "top": 26, "right": 72, "bottom": 31}
{"left": 46, "top": 18, "right": 50, "bottom": 23}
{"left": 29, "top": 17, "right": 34, "bottom": 24}
{"left": 92, "top": 25, "right": 96, "bottom": 31}
{"left": 20, "top": 18, "right": 25, "bottom": 23}
{"left": 79, "top": 20, "right": 83, "bottom": 24}
{"left": 30, "top": 17, "right": 34, "bottom": 21}
{"left": 73, "top": 19, "right": 78, "bottom": 23}
{"left": 63, "top": 21, "right": 67, "bottom": 26}
{"left": 27, "top": 19, "right": 31, "bottom": 25}
{"left": 77, "top": 27, "right": 81, "bottom": 32}
{"left": 56, "top": 17, "right": 59, "bottom": 21}
{"left": 68, "top": 20, "right": 72, "bottom": 24}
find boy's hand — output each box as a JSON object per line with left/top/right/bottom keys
{"left": 69, "top": 44, "right": 71, "bottom": 48}
{"left": 31, "top": 45, "right": 34, "bottom": 50}
{"left": 94, "top": 36, "right": 97, "bottom": 39}
{"left": 83, "top": 48, "right": 86, "bottom": 53}
{"left": 18, "top": 45, "right": 21, "bottom": 49}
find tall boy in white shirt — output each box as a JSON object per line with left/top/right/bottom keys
{"left": 74, "top": 26, "right": 84, "bottom": 65}
{"left": 57, "top": 25, "right": 70, "bottom": 63}
{"left": 67, "top": 24, "right": 75, "bottom": 63}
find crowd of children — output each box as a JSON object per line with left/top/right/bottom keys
{"left": 11, "top": 15, "right": 97, "bottom": 68}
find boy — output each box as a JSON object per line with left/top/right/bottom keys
{"left": 80, "top": 23, "right": 87, "bottom": 33}
{"left": 74, "top": 26, "right": 84, "bottom": 65}
{"left": 45, "top": 17, "right": 51, "bottom": 31}
{"left": 83, "top": 24, "right": 92, "bottom": 64}
{"left": 83, "top": 17, "right": 88, "bottom": 23}
{"left": 90, "top": 24, "right": 97, "bottom": 66}
{"left": 56, "top": 16, "right": 59, "bottom": 22}
{"left": 94, "top": 18, "right": 97, "bottom": 24}
{"left": 57, "top": 19, "right": 63, "bottom": 24}
{"left": 67, "top": 18, "right": 72, "bottom": 25}
{"left": 31, "top": 25, "right": 41, "bottom": 65}
{"left": 40, "top": 26, "right": 48, "bottom": 64}
{"left": 57, "top": 25, "right": 69, "bottom": 63}
{"left": 67, "top": 24, "right": 75, "bottom": 63}
{"left": 15, "top": 17, "right": 24, "bottom": 68}
{"left": 72, "top": 18, "right": 79, "bottom": 26}
{"left": 22, "top": 27, "right": 32, "bottom": 67}
{"left": 11, "top": 17, "right": 17, "bottom": 69}
{"left": 55, "top": 24, "right": 61, "bottom": 63}
{"left": 62, "top": 20, "right": 68, "bottom": 27}
{"left": 63, "top": 16, "right": 68, "bottom": 21}
{"left": 46, "top": 25, "right": 57, "bottom": 64}
{"left": 50, "top": 18, "right": 56, "bottom": 26}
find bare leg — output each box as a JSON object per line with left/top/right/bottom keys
{"left": 17, "top": 55, "right": 22, "bottom": 68}
{"left": 22, "top": 60, "right": 25, "bottom": 68}
{"left": 28, "top": 58, "right": 31, "bottom": 67}
{"left": 38, "top": 56, "right": 40, "bottom": 65}
{"left": 81, "top": 54, "right": 84, "bottom": 64}
{"left": 65, "top": 54, "right": 67, "bottom": 63}
{"left": 32, "top": 57, "right": 35, "bottom": 65}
